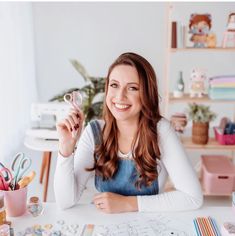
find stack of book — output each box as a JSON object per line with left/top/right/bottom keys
{"left": 208, "top": 75, "right": 235, "bottom": 100}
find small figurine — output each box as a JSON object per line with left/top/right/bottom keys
{"left": 173, "top": 71, "right": 185, "bottom": 98}
{"left": 189, "top": 14, "right": 212, "bottom": 48}
{"left": 227, "top": 13, "right": 235, "bottom": 32}
{"left": 189, "top": 69, "right": 207, "bottom": 97}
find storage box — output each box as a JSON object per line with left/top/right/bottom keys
{"left": 201, "top": 155, "right": 235, "bottom": 195}
{"left": 214, "top": 127, "right": 235, "bottom": 145}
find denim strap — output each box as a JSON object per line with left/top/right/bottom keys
{"left": 89, "top": 120, "right": 102, "bottom": 145}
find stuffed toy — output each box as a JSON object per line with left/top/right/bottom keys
{"left": 227, "top": 13, "right": 235, "bottom": 31}
{"left": 189, "top": 69, "right": 207, "bottom": 97}
{"left": 207, "top": 33, "right": 217, "bottom": 48}
{"left": 189, "top": 14, "right": 212, "bottom": 48}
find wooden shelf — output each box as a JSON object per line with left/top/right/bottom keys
{"left": 169, "top": 93, "right": 235, "bottom": 104}
{"left": 171, "top": 47, "right": 235, "bottom": 52}
{"left": 181, "top": 136, "right": 235, "bottom": 150}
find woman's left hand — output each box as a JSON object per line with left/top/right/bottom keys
{"left": 93, "top": 192, "right": 138, "bottom": 213}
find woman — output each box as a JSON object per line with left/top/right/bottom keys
{"left": 54, "top": 52, "right": 203, "bottom": 213}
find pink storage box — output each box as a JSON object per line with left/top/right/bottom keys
{"left": 214, "top": 127, "right": 235, "bottom": 145}
{"left": 201, "top": 155, "right": 235, "bottom": 195}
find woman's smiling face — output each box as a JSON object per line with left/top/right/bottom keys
{"left": 106, "top": 64, "right": 142, "bottom": 123}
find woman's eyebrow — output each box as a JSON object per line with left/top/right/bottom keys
{"left": 128, "top": 82, "right": 139, "bottom": 86}
{"left": 109, "top": 79, "right": 119, "bottom": 83}
{"left": 109, "top": 79, "right": 139, "bottom": 85}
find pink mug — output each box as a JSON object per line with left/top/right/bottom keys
{"left": 1, "top": 187, "right": 27, "bottom": 217}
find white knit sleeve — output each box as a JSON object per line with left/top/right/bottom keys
{"left": 137, "top": 119, "right": 203, "bottom": 212}
{"left": 54, "top": 123, "right": 95, "bottom": 209}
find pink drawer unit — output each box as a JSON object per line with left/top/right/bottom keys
{"left": 201, "top": 155, "right": 235, "bottom": 195}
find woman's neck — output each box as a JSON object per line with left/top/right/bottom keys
{"left": 116, "top": 120, "right": 138, "bottom": 141}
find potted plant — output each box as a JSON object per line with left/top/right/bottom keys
{"left": 187, "top": 103, "right": 216, "bottom": 144}
{"left": 50, "top": 59, "right": 106, "bottom": 124}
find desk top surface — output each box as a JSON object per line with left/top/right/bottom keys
{"left": 10, "top": 203, "right": 235, "bottom": 235}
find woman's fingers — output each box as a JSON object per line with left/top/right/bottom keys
{"left": 70, "top": 108, "right": 85, "bottom": 122}
{"left": 69, "top": 112, "right": 80, "bottom": 126}
{"left": 63, "top": 118, "right": 73, "bottom": 132}
{"left": 56, "top": 107, "right": 85, "bottom": 139}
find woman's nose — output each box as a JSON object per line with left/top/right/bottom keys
{"left": 116, "top": 88, "right": 127, "bottom": 100}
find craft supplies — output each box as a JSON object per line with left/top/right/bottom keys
{"left": 0, "top": 193, "right": 6, "bottom": 226}
{"left": 18, "top": 171, "right": 36, "bottom": 189}
{"left": 193, "top": 216, "right": 220, "bottom": 236}
{"left": 221, "top": 222, "right": 235, "bottom": 236}
{"left": 11, "top": 152, "right": 32, "bottom": 190}
{"left": 0, "top": 168, "right": 13, "bottom": 191}
{"left": 27, "top": 196, "right": 43, "bottom": 217}
{"left": 16, "top": 221, "right": 81, "bottom": 236}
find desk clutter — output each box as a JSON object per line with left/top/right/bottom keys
{"left": 193, "top": 217, "right": 220, "bottom": 236}
{"left": 15, "top": 216, "right": 193, "bottom": 236}
{"left": 15, "top": 220, "right": 81, "bottom": 236}
{"left": 0, "top": 152, "right": 36, "bottom": 218}
{"left": 0, "top": 152, "right": 35, "bottom": 191}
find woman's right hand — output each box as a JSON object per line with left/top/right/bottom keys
{"left": 56, "top": 107, "right": 84, "bottom": 157}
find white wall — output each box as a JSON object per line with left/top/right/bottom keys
{"left": 32, "top": 2, "right": 165, "bottom": 103}
{"left": 32, "top": 2, "right": 235, "bottom": 121}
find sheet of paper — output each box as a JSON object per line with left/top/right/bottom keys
{"left": 93, "top": 215, "right": 194, "bottom": 236}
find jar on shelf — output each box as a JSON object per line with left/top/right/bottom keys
{"left": 0, "top": 192, "right": 6, "bottom": 225}
{"left": 27, "top": 196, "right": 43, "bottom": 217}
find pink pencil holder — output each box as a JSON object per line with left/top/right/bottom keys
{"left": 1, "top": 187, "right": 27, "bottom": 217}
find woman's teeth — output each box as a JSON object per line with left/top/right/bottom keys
{"left": 114, "top": 103, "right": 130, "bottom": 109}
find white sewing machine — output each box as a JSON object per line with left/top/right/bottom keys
{"left": 26, "top": 102, "right": 70, "bottom": 140}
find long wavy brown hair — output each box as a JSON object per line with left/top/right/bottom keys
{"left": 87, "top": 52, "right": 162, "bottom": 188}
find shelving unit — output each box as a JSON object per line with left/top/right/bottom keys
{"left": 171, "top": 47, "right": 235, "bottom": 52}
{"left": 164, "top": 5, "right": 235, "bottom": 152}
{"left": 181, "top": 136, "right": 235, "bottom": 151}
{"left": 169, "top": 93, "right": 235, "bottom": 104}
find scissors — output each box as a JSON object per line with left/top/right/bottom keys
{"left": 0, "top": 167, "right": 13, "bottom": 191}
{"left": 64, "top": 91, "right": 83, "bottom": 137}
{"left": 0, "top": 162, "right": 10, "bottom": 181}
{"left": 11, "top": 152, "right": 32, "bottom": 189}
{"left": 64, "top": 91, "right": 83, "bottom": 110}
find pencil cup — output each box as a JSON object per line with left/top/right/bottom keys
{"left": 2, "top": 187, "right": 27, "bottom": 217}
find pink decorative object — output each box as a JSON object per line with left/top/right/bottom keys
{"left": 214, "top": 127, "right": 235, "bottom": 145}
{"left": 2, "top": 187, "right": 27, "bottom": 217}
{"left": 201, "top": 155, "right": 235, "bottom": 195}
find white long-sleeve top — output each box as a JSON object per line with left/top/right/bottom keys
{"left": 54, "top": 118, "right": 203, "bottom": 212}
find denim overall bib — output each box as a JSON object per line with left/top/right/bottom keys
{"left": 90, "top": 120, "right": 159, "bottom": 196}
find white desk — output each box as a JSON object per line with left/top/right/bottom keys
{"left": 24, "top": 135, "right": 58, "bottom": 202}
{"left": 10, "top": 203, "right": 235, "bottom": 235}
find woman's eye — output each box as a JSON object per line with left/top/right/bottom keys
{"left": 110, "top": 83, "right": 118, "bottom": 88}
{"left": 129, "top": 87, "right": 138, "bottom": 91}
